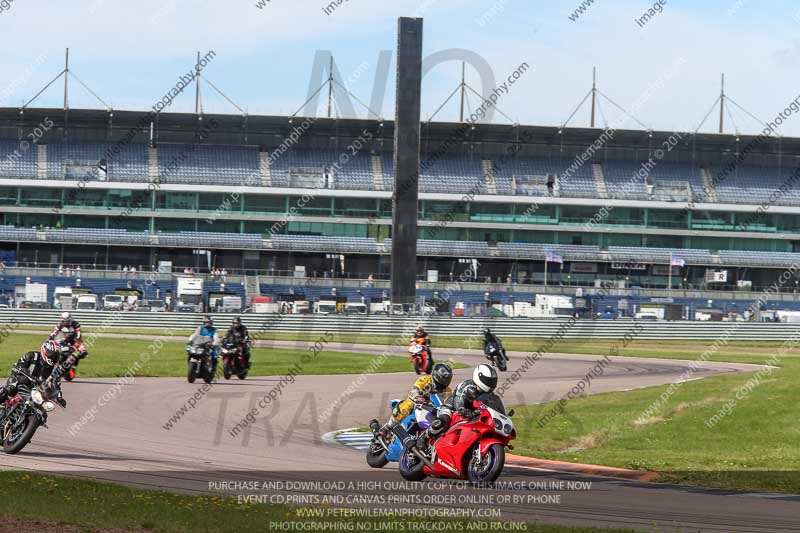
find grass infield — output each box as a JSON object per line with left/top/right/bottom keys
{"left": 0, "top": 332, "right": 427, "bottom": 378}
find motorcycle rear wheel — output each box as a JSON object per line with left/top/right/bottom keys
{"left": 3, "top": 414, "right": 39, "bottom": 455}
{"left": 398, "top": 448, "right": 426, "bottom": 481}
{"left": 467, "top": 443, "right": 505, "bottom": 485}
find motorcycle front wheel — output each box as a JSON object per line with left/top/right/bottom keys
{"left": 223, "top": 360, "right": 232, "bottom": 380}
{"left": 494, "top": 356, "right": 507, "bottom": 372}
{"left": 3, "top": 413, "right": 40, "bottom": 455}
{"left": 467, "top": 443, "right": 505, "bottom": 485}
{"left": 398, "top": 448, "right": 426, "bottom": 481}
{"left": 187, "top": 362, "right": 197, "bottom": 383}
{"left": 413, "top": 358, "right": 422, "bottom": 375}
{"left": 366, "top": 439, "right": 389, "bottom": 468}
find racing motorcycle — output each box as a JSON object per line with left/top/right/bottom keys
{"left": 0, "top": 370, "right": 64, "bottom": 454}
{"left": 398, "top": 394, "right": 516, "bottom": 485}
{"left": 221, "top": 336, "right": 250, "bottom": 380}
{"left": 408, "top": 339, "right": 433, "bottom": 375}
{"left": 186, "top": 337, "right": 216, "bottom": 384}
{"left": 366, "top": 393, "right": 445, "bottom": 468}
{"left": 484, "top": 340, "right": 508, "bottom": 372}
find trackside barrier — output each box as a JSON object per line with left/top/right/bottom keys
{"left": 1, "top": 309, "right": 799, "bottom": 340}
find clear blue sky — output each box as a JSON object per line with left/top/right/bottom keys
{"left": 1, "top": 0, "right": 799, "bottom": 136}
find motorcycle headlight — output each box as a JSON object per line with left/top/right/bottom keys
{"left": 30, "top": 389, "right": 44, "bottom": 405}
{"left": 494, "top": 419, "right": 503, "bottom": 431}
{"left": 42, "top": 401, "right": 56, "bottom": 412}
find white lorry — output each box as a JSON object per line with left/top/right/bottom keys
{"left": 531, "top": 295, "right": 574, "bottom": 319}
{"left": 176, "top": 277, "right": 205, "bottom": 313}
{"left": 75, "top": 294, "right": 99, "bottom": 310}
{"left": 315, "top": 299, "right": 338, "bottom": 315}
{"left": 102, "top": 294, "right": 125, "bottom": 311}
{"left": 53, "top": 287, "right": 74, "bottom": 310}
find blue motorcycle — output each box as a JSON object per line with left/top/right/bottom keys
{"left": 366, "top": 393, "right": 444, "bottom": 468}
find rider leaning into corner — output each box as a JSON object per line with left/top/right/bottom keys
{"left": 49, "top": 311, "right": 89, "bottom": 365}
{"left": 0, "top": 341, "right": 68, "bottom": 408}
{"left": 190, "top": 315, "right": 221, "bottom": 367}
{"left": 225, "top": 316, "right": 252, "bottom": 369}
{"left": 417, "top": 364, "right": 500, "bottom": 449}
{"left": 374, "top": 362, "right": 454, "bottom": 439}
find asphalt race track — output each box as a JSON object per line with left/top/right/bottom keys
{"left": 0, "top": 345, "right": 797, "bottom": 532}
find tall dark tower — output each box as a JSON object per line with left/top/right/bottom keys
{"left": 390, "top": 17, "right": 423, "bottom": 305}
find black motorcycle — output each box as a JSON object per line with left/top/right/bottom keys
{"left": 221, "top": 336, "right": 250, "bottom": 380}
{"left": 0, "top": 371, "right": 64, "bottom": 454}
{"left": 485, "top": 340, "right": 509, "bottom": 372}
{"left": 186, "top": 337, "right": 216, "bottom": 384}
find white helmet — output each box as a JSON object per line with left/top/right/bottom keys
{"left": 60, "top": 311, "right": 72, "bottom": 321}
{"left": 473, "top": 364, "right": 498, "bottom": 393}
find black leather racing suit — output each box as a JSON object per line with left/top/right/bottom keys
{"left": 0, "top": 351, "right": 67, "bottom": 407}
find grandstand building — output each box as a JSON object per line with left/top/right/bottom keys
{"left": 2, "top": 107, "right": 800, "bottom": 301}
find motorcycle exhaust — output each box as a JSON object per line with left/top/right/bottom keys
{"left": 409, "top": 446, "right": 435, "bottom": 470}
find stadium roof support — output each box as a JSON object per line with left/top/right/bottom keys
{"left": 694, "top": 73, "right": 769, "bottom": 136}
{"left": 290, "top": 55, "right": 382, "bottom": 120}
{"left": 192, "top": 51, "right": 246, "bottom": 115}
{"left": 426, "top": 61, "right": 514, "bottom": 124}
{"left": 22, "top": 48, "right": 111, "bottom": 112}
{"left": 560, "top": 67, "right": 647, "bottom": 130}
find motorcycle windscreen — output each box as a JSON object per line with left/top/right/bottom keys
{"left": 476, "top": 392, "right": 506, "bottom": 414}
{"left": 414, "top": 407, "right": 435, "bottom": 429}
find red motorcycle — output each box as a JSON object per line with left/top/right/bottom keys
{"left": 408, "top": 339, "right": 433, "bottom": 375}
{"left": 399, "top": 396, "right": 516, "bottom": 485}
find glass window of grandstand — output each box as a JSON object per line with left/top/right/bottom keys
{"left": 20, "top": 187, "right": 61, "bottom": 208}
{"left": 17, "top": 213, "right": 59, "bottom": 229}
{"left": 423, "top": 201, "right": 468, "bottom": 222}
{"left": 154, "top": 218, "right": 198, "bottom": 233}
{"left": 243, "top": 195, "right": 285, "bottom": 214}
{"left": 196, "top": 218, "right": 241, "bottom": 234}
{"left": 511, "top": 203, "right": 556, "bottom": 223}
{"left": 377, "top": 200, "right": 392, "bottom": 219}
{"left": 469, "top": 202, "right": 512, "bottom": 223}
{"left": 560, "top": 205, "right": 643, "bottom": 226}
{"left": 63, "top": 215, "right": 106, "bottom": 229}
{"left": 288, "top": 196, "right": 332, "bottom": 216}
{"left": 647, "top": 209, "right": 688, "bottom": 230}
{"left": 287, "top": 221, "right": 367, "bottom": 238}
{"left": 160, "top": 192, "right": 199, "bottom": 211}
{"left": 0, "top": 186, "right": 15, "bottom": 206}
{"left": 106, "top": 189, "right": 152, "bottom": 210}
{"left": 63, "top": 188, "right": 106, "bottom": 208}
{"left": 689, "top": 210, "right": 734, "bottom": 231}
{"left": 333, "top": 198, "right": 377, "bottom": 218}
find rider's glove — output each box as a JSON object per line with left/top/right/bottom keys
{"left": 78, "top": 351, "right": 88, "bottom": 360}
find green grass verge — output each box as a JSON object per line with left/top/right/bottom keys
{"left": 506, "top": 339, "right": 800, "bottom": 494}
{"left": 0, "top": 333, "right": 425, "bottom": 378}
{"left": 0, "top": 471, "right": 634, "bottom": 533}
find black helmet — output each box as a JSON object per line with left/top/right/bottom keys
{"left": 483, "top": 328, "right": 492, "bottom": 337}
{"left": 431, "top": 363, "right": 453, "bottom": 389}
{"left": 232, "top": 316, "right": 242, "bottom": 326}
